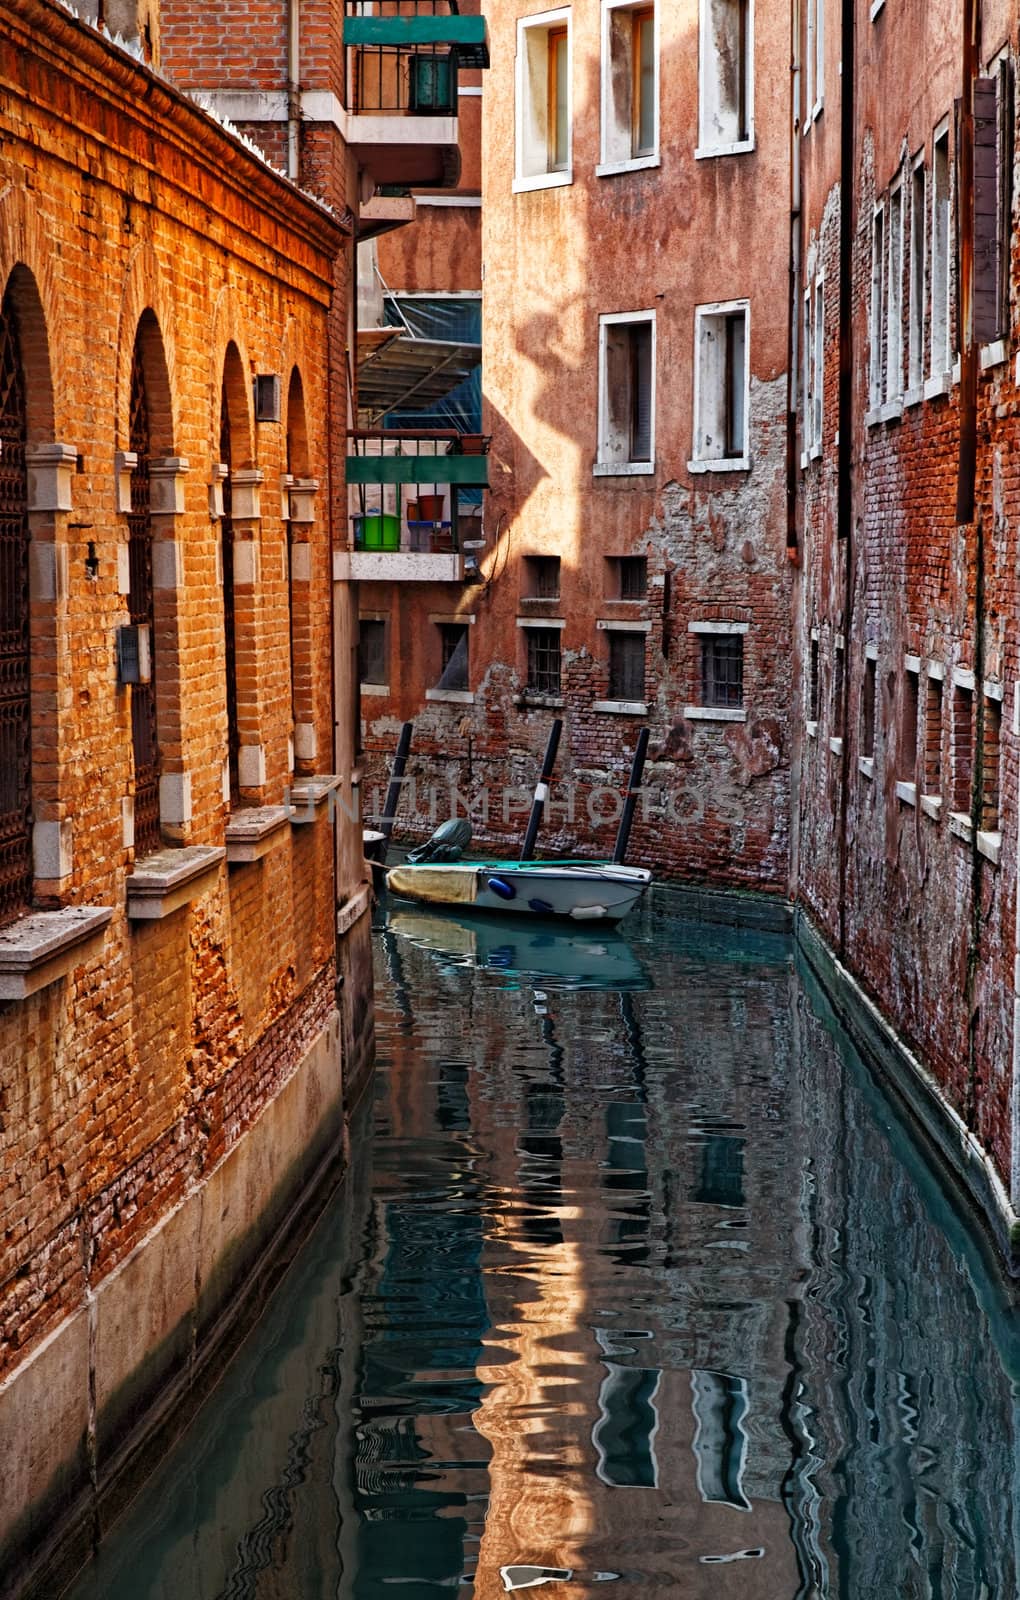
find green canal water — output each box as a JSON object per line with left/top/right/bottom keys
{"left": 67, "top": 893, "right": 1020, "bottom": 1599}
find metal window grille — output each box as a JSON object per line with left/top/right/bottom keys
{"left": 618, "top": 556, "right": 647, "bottom": 600}
{"left": 608, "top": 631, "right": 646, "bottom": 701}
{"left": 0, "top": 290, "right": 33, "bottom": 924}
{"left": 220, "top": 391, "right": 240, "bottom": 804}
{"left": 526, "top": 628, "right": 561, "bottom": 695}
{"left": 128, "top": 344, "right": 162, "bottom": 856}
{"left": 701, "top": 634, "right": 744, "bottom": 710}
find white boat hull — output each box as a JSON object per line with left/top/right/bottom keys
{"left": 385, "top": 861, "right": 651, "bottom": 924}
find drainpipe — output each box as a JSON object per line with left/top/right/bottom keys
{"left": 959, "top": 0, "right": 983, "bottom": 1132}
{"left": 956, "top": 0, "right": 979, "bottom": 525}
{"left": 287, "top": 0, "right": 301, "bottom": 182}
{"left": 785, "top": 0, "right": 802, "bottom": 562}
{"left": 834, "top": 0, "right": 856, "bottom": 958}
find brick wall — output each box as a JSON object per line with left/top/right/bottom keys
{"left": 0, "top": 1, "right": 360, "bottom": 1399}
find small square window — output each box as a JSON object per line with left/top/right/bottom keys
{"left": 526, "top": 627, "right": 562, "bottom": 695}
{"left": 437, "top": 623, "right": 469, "bottom": 691}
{"left": 598, "top": 312, "right": 655, "bottom": 470}
{"left": 608, "top": 630, "right": 646, "bottom": 701}
{"left": 693, "top": 302, "right": 748, "bottom": 465}
{"left": 525, "top": 555, "right": 561, "bottom": 598}
{"left": 701, "top": 634, "right": 744, "bottom": 709}
{"left": 614, "top": 555, "right": 647, "bottom": 599}
{"left": 359, "top": 619, "right": 387, "bottom": 687}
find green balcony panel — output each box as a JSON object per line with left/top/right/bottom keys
{"left": 346, "top": 455, "right": 490, "bottom": 488}
{"left": 344, "top": 14, "right": 489, "bottom": 63}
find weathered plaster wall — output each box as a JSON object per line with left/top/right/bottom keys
{"left": 360, "top": 0, "right": 794, "bottom": 893}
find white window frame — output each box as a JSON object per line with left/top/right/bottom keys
{"left": 696, "top": 0, "right": 755, "bottom": 159}
{"left": 869, "top": 202, "right": 886, "bottom": 411}
{"left": 595, "top": 309, "right": 657, "bottom": 477}
{"left": 810, "top": 274, "right": 824, "bottom": 454}
{"left": 513, "top": 7, "right": 573, "bottom": 194}
{"left": 598, "top": 0, "right": 660, "bottom": 177}
{"left": 886, "top": 175, "right": 904, "bottom": 404}
{"left": 689, "top": 298, "right": 751, "bottom": 473}
{"left": 805, "top": 0, "right": 823, "bottom": 124}
{"left": 929, "top": 118, "right": 952, "bottom": 385}
{"left": 907, "top": 154, "right": 926, "bottom": 396}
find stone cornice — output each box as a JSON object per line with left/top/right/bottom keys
{"left": 2, "top": 0, "right": 347, "bottom": 271}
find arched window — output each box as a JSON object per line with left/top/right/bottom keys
{"left": 0, "top": 286, "right": 32, "bottom": 922}
{"left": 128, "top": 336, "right": 161, "bottom": 856}
{"left": 220, "top": 384, "right": 240, "bottom": 804}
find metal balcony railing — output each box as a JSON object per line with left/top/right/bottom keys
{"left": 346, "top": 429, "right": 489, "bottom": 556}
{"left": 344, "top": 0, "right": 489, "bottom": 110}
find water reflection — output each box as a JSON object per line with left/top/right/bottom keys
{"left": 65, "top": 898, "right": 1020, "bottom": 1600}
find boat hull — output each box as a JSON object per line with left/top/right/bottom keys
{"left": 385, "top": 861, "right": 651, "bottom": 923}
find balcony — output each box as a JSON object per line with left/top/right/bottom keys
{"left": 337, "top": 430, "right": 489, "bottom": 582}
{"left": 344, "top": 2, "right": 489, "bottom": 189}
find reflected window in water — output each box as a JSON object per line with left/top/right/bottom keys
{"left": 690, "top": 1132, "right": 746, "bottom": 1209}
{"left": 691, "top": 1369, "right": 751, "bottom": 1510}
{"left": 593, "top": 1364, "right": 661, "bottom": 1488}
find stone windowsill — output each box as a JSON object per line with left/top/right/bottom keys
{"left": 287, "top": 773, "right": 341, "bottom": 825}
{"left": 920, "top": 794, "right": 942, "bottom": 821}
{"left": 225, "top": 805, "right": 290, "bottom": 864}
{"left": 0, "top": 905, "right": 113, "bottom": 1000}
{"left": 977, "top": 829, "right": 1002, "bottom": 866}
{"left": 593, "top": 460, "right": 656, "bottom": 478}
{"left": 514, "top": 693, "right": 566, "bottom": 710}
{"left": 594, "top": 699, "right": 649, "bottom": 715}
{"left": 595, "top": 152, "right": 661, "bottom": 179}
{"left": 360, "top": 682, "right": 390, "bottom": 697}
{"left": 687, "top": 456, "right": 750, "bottom": 475}
{"left": 924, "top": 371, "right": 951, "bottom": 402}
{"left": 684, "top": 706, "right": 747, "bottom": 723}
{"left": 858, "top": 755, "right": 875, "bottom": 779}
{"left": 979, "top": 339, "right": 1007, "bottom": 372}
{"left": 127, "top": 846, "right": 225, "bottom": 921}
{"left": 829, "top": 736, "right": 844, "bottom": 755}
{"left": 425, "top": 687, "right": 475, "bottom": 705}
{"left": 903, "top": 384, "right": 924, "bottom": 409}
{"left": 949, "top": 811, "right": 973, "bottom": 844}
{"left": 806, "top": 719, "right": 818, "bottom": 739}
{"left": 895, "top": 780, "right": 917, "bottom": 807}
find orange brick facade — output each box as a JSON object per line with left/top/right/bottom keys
{"left": 0, "top": 3, "right": 372, "bottom": 1591}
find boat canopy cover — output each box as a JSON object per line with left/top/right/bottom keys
{"left": 387, "top": 865, "right": 478, "bottom": 905}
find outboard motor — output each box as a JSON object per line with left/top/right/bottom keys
{"left": 405, "top": 817, "right": 473, "bottom": 865}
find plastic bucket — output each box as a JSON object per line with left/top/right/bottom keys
{"left": 355, "top": 513, "right": 401, "bottom": 551}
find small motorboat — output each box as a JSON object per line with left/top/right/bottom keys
{"left": 377, "top": 720, "right": 653, "bottom": 926}
{"left": 386, "top": 857, "right": 651, "bottom": 924}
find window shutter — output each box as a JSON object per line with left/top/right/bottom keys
{"left": 973, "top": 76, "right": 1000, "bottom": 344}
{"left": 610, "top": 632, "right": 646, "bottom": 701}
{"left": 630, "top": 324, "right": 652, "bottom": 461}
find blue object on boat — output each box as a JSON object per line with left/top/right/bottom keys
{"left": 528, "top": 897, "right": 554, "bottom": 914}
{"left": 488, "top": 876, "right": 516, "bottom": 900}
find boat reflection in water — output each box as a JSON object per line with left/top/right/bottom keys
{"left": 385, "top": 906, "right": 653, "bottom": 991}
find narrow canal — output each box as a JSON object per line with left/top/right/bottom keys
{"left": 67, "top": 893, "right": 1020, "bottom": 1599}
